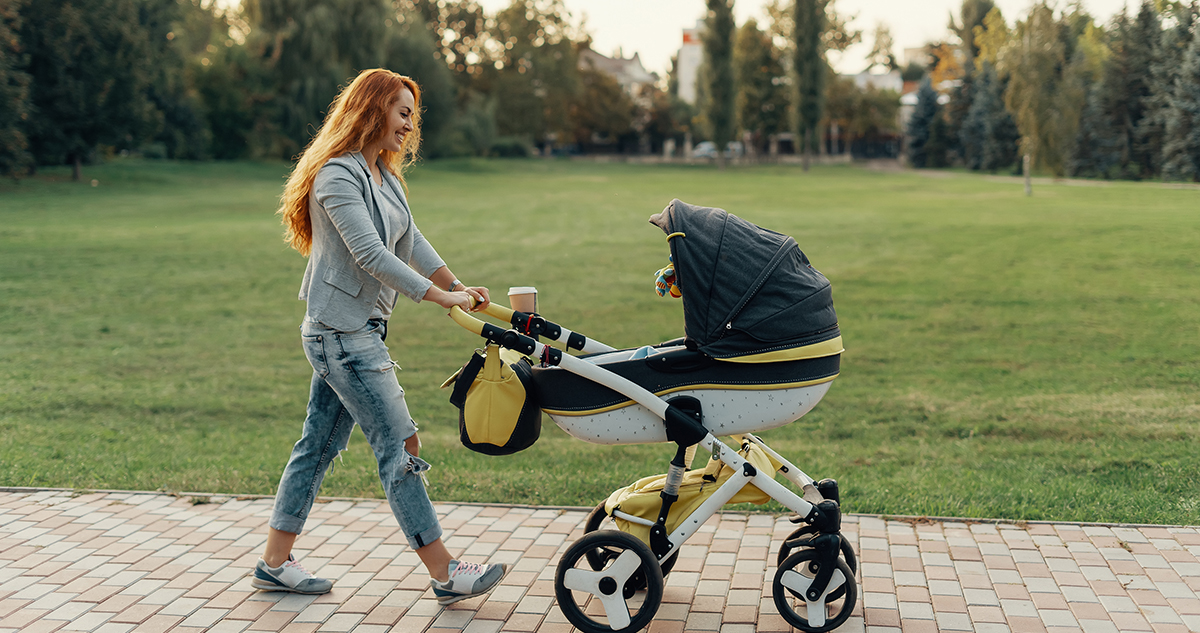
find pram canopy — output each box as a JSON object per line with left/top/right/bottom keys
{"left": 650, "top": 199, "right": 840, "bottom": 362}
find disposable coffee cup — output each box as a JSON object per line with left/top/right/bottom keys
{"left": 508, "top": 286, "right": 538, "bottom": 313}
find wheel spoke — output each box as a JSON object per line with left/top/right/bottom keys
{"left": 562, "top": 567, "right": 601, "bottom": 594}
{"left": 597, "top": 591, "right": 632, "bottom": 629}
{"left": 779, "top": 569, "right": 815, "bottom": 594}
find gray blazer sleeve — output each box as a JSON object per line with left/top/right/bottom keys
{"left": 407, "top": 220, "right": 445, "bottom": 279}
{"left": 314, "top": 164, "right": 434, "bottom": 303}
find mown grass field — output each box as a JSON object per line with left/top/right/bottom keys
{"left": 1, "top": 158, "right": 1197, "bottom": 525}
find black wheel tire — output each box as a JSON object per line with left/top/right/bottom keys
{"left": 555, "top": 530, "right": 664, "bottom": 633}
{"left": 583, "top": 502, "right": 679, "bottom": 584}
{"left": 772, "top": 549, "right": 858, "bottom": 633}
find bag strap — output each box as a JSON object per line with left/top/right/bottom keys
{"left": 449, "top": 348, "right": 488, "bottom": 409}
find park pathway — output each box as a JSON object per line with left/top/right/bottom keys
{"left": 1, "top": 489, "right": 1198, "bottom": 633}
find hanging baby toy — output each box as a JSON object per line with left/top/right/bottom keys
{"left": 654, "top": 255, "right": 682, "bottom": 298}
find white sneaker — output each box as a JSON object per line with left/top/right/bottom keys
{"left": 251, "top": 554, "right": 333, "bottom": 594}
{"left": 430, "top": 559, "right": 510, "bottom": 605}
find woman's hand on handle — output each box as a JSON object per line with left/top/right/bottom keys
{"left": 465, "top": 286, "right": 490, "bottom": 312}
{"left": 426, "top": 285, "right": 490, "bottom": 312}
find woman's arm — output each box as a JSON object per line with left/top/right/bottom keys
{"left": 425, "top": 266, "right": 491, "bottom": 311}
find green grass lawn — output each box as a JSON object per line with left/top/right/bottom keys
{"left": 1, "top": 158, "right": 1197, "bottom": 525}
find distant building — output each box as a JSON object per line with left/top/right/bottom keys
{"left": 852, "top": 68, "right": 903, "bottom": 93}
{"left": 578, "top": 46, "right": 659, "bottom": 96}
{"left": 902, "top": 47, "right": 930, "bottom": 68}
{"left": 675, "top": 19, "right": 704, "bottom": 104}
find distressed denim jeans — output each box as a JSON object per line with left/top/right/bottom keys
{"left": 270, "top": 318, "right": 443, "bottom": 550}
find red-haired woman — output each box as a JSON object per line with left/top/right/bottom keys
{"left": 255, "top": 69, "right": 506, "bottom": 605}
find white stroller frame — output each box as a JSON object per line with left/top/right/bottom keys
{"left": 450, "top": 303, "right": 857, "bottom": 633}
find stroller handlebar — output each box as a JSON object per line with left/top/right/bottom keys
{"left": 448, "top": 305, "right": 487, "bottom": 336}
{"left": 449, "top": 299, "right": 617, "bottom": 355}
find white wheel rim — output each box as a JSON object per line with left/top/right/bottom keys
{"left": 779, "top": 566, "right": 847, "bottom": 628}
{"left": 563, "top": 549, "right": 643, "bottom": 630}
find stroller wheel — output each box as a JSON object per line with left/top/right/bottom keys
{"left": 583, "top": 502, "right": 679, "bottom": 583}
{"left": 555, "top": 530, "right": 664, "bottom": 633}
{"left": 773, "top": 548, "right": 857, "bottom": 633}
{"left": 777, "top": 525, "right": 858, "bottom": 574}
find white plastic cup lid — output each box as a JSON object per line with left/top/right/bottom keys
{"left": 507, "top": 286, "right": 538, "bottom": 295}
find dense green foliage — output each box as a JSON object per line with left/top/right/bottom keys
{"left": 957, "top": 0, "right": 1200, "bottom": 181}
{"left": 2, "top": 159, "right": 1198, "bottom": 525}
{"left": 792, "top": 0, "right": 825, "bottom": 166}
{"left": 700, "top": 0, "right": 736, "bottom": 168}
{"left": 906, "top": 78, "right": 940, "bottom": 168}
{"left": 0, "top": 0, "right": 31, "bottom": 177}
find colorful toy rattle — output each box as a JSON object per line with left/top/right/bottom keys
{"left": 654, "top": 256, "right": 682, "bottom": 298}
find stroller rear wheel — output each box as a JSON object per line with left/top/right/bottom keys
{"left": 555, "top": 530, "right": 664, "bottom": 633}
{"left": 583, "top": 502, "right": 679, "bottom": 585}
{"left": 773, "top": 548, "right": 857, "bottom": 633}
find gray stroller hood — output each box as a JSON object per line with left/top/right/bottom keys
{"left": 650, "top": 199, "right": 840, "bottom": 361}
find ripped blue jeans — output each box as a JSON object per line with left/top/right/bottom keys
{"left": 269, "top": 318, "right": 442, "bottom": 550}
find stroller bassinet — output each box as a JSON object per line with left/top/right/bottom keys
{"left": 532, "top": 199, "right": 843, "bottom": 444}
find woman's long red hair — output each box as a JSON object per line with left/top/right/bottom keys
{"left": 278, "top": 69, "right": 423, "bottom": 255}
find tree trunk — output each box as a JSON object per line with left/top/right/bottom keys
{"left": 72, "top": 155, "right": 81, "bottom": 182}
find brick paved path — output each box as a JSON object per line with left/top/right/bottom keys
{"left": 1, "top": 489, "right": 1198, "bottom": 633}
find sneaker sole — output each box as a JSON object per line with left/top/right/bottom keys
{"left": 436, "top": 564, "right": 512, "bottom": 606}
{"left": 250, "top": 577, "right": 332, "bottom": 594}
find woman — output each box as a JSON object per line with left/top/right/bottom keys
{"left": 254, "top": 68, "right": 507, "bottom": 605}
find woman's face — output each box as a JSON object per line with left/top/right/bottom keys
{"left": 380, "top": 87, "right": 415, "bottom": 153}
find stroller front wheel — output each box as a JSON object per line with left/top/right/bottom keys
{"left": 555, "top": 530, "right": 664, "bottom": 633}
{"left": 773, "top": 548, "right": 857, "bottom": 633}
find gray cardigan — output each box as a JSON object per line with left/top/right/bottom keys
{"left": 298, "top": 152, "right": 446, "bottom": 332}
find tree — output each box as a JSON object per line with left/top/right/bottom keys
{"left": 383, "top": 17, "right": 456, "bottom": 157}
{"left": 906, "top": 77, "right": 940, "bottom": 167}
{"left": 866, "top": 22, "right": 897, "bottom": 70}
{"left": 397, "top": 0, "right": 487, "bottom": 89}
{"left": 19, "top": 0, "right": 160, "bottom": 179}
{"left": 1124, "top": 1, "right": 1162, "bottom": 177}
{"left": 1162, "top": 26, "right": 1200, "bottom": 181}
{"left": 942, "top": 0, "right": 995, "bottom": 163}
{"left": 733, "top": 18, "right": 788, "bottom": 152}
{"left": 477, "top": 0, "right": 581, "bottom": 149}
{"left": 960, "top": 62, "right": 1017, "bottom": 171}
{"left": 245, "top": 0, "right": 395, "bottom": 157}
{"left": 1071, "top": 82, "right": 1121, "bottom": 177}
{"left": 569, "top": 62, "right": 634, "bottom": 149}
{"left": 0, "top": 0, "right": 32, "bottom": 178}
{"left": 793, "top": 0, "right": 825, "bottom": 170}
{"left": 766, "top": 0, "right": 860, "bottom": 59}
{"left": 972, "top": 6, "right": 1009, "bottom": 72}
{"left": 824, "top": 75, "right": 900, "bottom": 157}
{"left": 1139, "top": 2, "right": 1197, "bottom": 178}
{"left": 1000, "top": 2, "right": 1069, "bottom": 174}
{"left": 699, "top": 0, "right": 735, "bottom": 168}
{"left": 949, "top": 0, "right": 995, "bottom": 68}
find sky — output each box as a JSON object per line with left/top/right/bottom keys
{"left": 475, "top": 0, "right": 1133, "bottom": 75}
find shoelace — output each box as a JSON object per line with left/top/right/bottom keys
{"left": 284, "top": 558, "right": 316, "bottom": 578}
{"left": 450, "top": 561, "right": 485, "bottom": 578}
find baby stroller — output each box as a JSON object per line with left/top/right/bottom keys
{"left": 447, "top": 200, "right": 857, "bottom": 633}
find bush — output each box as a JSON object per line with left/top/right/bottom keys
{"left": 489, "top": 136, "right": 534, "bottom": 158}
